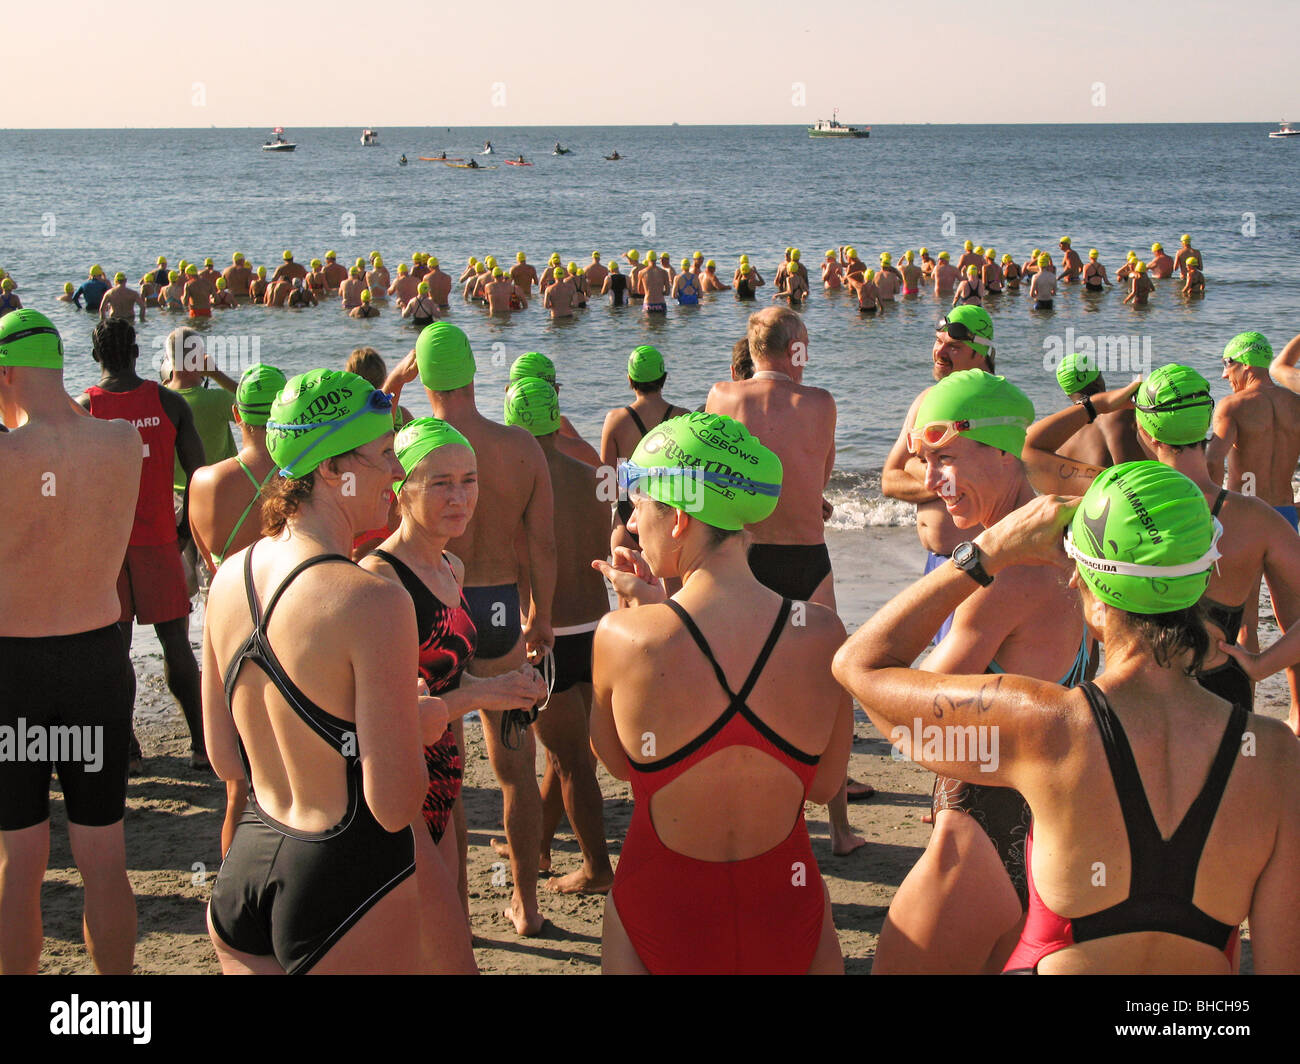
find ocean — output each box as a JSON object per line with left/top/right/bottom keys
{"left": 2, "top": 123, "right": 1294, "bottom": 526}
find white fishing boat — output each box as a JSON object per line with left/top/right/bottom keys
{"left": 1269, "top": 121, "right": 1300, "bottom": 138}
{"left": 262, "top": 127, "right": 296, "bottom": 151}
{"left": 808, "top": 109, "right": 869, "bottom": 138}
{"left": 361, "top": 128, "right": 380, "bottom": 146}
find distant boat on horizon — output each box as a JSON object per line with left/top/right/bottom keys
{"left": 1269, "top": 120, "right": 1299, "bottom": 138}
{"left": 809, "top": 109, "right": 869, "bottom": 138}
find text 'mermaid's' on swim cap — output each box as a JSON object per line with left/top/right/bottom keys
{"left": 914, "top": 370, "right": 1034, "bottom": 457}
{"left": 626, "top": 412, "right": 782, "bottom": 531}
{"left": 1133, "top": 364, "right": 1213, "bottom": 446}
{"left": 416, "top": 322, "right": 477, "bottom": 391}
{"left": 1066, "top": 461, "right": 1220, "bottom": 615}
{"left": 235, "top": 363, "right": 287, "bottom": 426}
{"left": 393, "top": 416, "right": 474, "bottom": 493}
{"left": 0, "top": 309, "right": 64, "bottom": 370}
{"left": 266, "top": 369, "right": 394, "bottom": 478}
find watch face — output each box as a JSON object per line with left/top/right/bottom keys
{"left": 953, "top": 543, "right": 974, "bottom": 566}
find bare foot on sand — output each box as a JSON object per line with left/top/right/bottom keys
{"left": 545, "top": 867, "right": 613, "bottom": 895}
{"left": 503, "top": 901, "right": 547, "bottom": 936}
{"left": 832, "top": 827, "right": 868, "bottom": 857}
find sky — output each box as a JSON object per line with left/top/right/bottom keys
{"left": 9, "top": 0, "right": 1295, "bottom": 127}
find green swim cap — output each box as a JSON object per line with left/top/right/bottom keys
{"left": 510, "top": 351, "right": 556, "bottom": 386}
{"left": 626, "top": 412, "right": 781, "bottom": 531}
{"left": 1066, "top": 461, "right": 1220, "bottom": 615}
{"left": 266, "top": 369, "right": 394, "bottom": 478}
{"left": 235, "top": 363, "right": 287, "bottom": 426}
{"left": 1056, "top": 352, "right": 1101, "bottom": 396}
{"left": 1223, "top": 331, "right": 1272, "bottom": 368}
{"left": 941, "top": 304, "right": 994, "bottom": 356}
{"left": 393, "top": 416, "right": 473, "bottom": 493}
{"left": 416, "top": 322, "right": 476, "bottom": 392}
{"left": 0, "top": 309, "right": 64, "bottom": 369}
{"left": 628, "top": 345, "right": 665, "bottom": 383}
{"left": 504, "top": 378, "right": 560, "bottom": 437}
{"left": 913, "top": 370, "right": 1034, "bottom": 457}
{"left": 1133, "top": 364, "right": 1213, "bottom": 446}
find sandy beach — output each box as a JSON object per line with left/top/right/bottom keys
{"left": 36, "top": 525, "right": 1286, "bottom": 974}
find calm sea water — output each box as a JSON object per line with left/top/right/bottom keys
{"left": 1, "top": 124, "right": 1294, "bottom": 526}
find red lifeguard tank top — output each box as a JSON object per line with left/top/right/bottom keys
{"left": 86, "top": 381, "right": 178, "bottom": 546}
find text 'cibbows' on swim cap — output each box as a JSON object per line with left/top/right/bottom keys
{"left": 0, "top": 309, "right": 64, "bottom": 370}
{"left": 235, "top": 363, "right": 287, "bottom": 426}
{"left": 626, "top": 412, "right": 782, "bottom": 531}
{"left": 914, "top": 370, "right": 1034, "bottom": 457}
{"left": 1066, "top": 461, "right": 1219, "bottom": 615}
{"left": 266, "top": 369, "right": 394, "bottom": 478}
{"left": 504, "top": 378, "right": 560, "bottom": 437}
{"left": 394, "top": 416, "right": 473, "bottom": 493}
{"left": 416, "top": 322, "right": 476, "bottom": 391}
{"left": 1134, "top": 364, "right": 1213, "bottom": 446}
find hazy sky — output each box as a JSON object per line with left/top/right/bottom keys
{"left": 11, "top": 0, "right": 1295, "bottom": 127}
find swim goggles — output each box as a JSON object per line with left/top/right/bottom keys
{"left": 501, "top": 650, "right": 554, "bottom": 751}
{"left": 1064, "top": 518, "right": 1223, "bottom": 579}
{"left": 935, "top": 316, "right": 992, "bottom": 348}
{"left": 267, "top": 389, "right": 394, "bottom": 478}
{"left": 616, "top": 459, "right": 781, "bottom": 500}
{"left": 1132, "top": 388, "right": 1214, "bottom": 414}
{"left": 907, "top": 416, "right": 1028, "bottom": 454}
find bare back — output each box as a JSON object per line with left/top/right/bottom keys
{"left": 1216, "top": 385, "right": 1300, "bottom": 505}
{"left": 188, "top": 448, "right": 274, "bottom": 573}
{"left": 545, "top": 449, "right": 612, "bottom": 625}
{"left": 705, "top": 379, "right": 834, "bottom": 545}
{"left": 445, "top": 413, "right": 550, "bottom": 585}
{"left": 0, "top": 411, "right": 140, "bottom": 636}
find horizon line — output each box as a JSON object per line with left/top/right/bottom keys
{"left": 0, "top": 120, "right": 1292, "bottom": 132}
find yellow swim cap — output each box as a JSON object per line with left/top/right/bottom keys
{"left": 114, "top": 272, "right": 126, "bottom": 282}
{"left": 1089, "top": 248, "right": 1099, "bottom": 258}
{"left": 693, "top": 251, "right": 703, "bottom": 259}
{"left": 1031, "top": 248, "right": 1041, "bottom": 257}
{"left": 373, "top": 256, "right": 383, "bottom": 267}
{"left": 791, "top": 249, "right": 801, "bottom": 261}
{"left": 355, "top": 258, "right": 366, "bottom": 268}
{"left": 170, "top": 270, "right": 181, "bottom": 282}
{"left": 628, "top": 249, "right": 639, "bottom": 260}
{"left": 517, "top": 252, "right": 526, "bottom": 262}
{"left": 326, "top": 251, "right": 337, "bottom": 260}
{"left": 216, "top": 277, "right": 227, "bottom": 289}
{"left": 660, "top": 252, "right": 669, "bottom": 261}
{"left": 1136, "top": 261, "right": 1147, "bottom": 273}
{"left": 157, "top": 256, "right": 167, "bottom": 265}
{"left": 1059, "top": 236, "right": 1071, "bottom": 245}
{"left": 920, "top": 247, "right": 929, "bottom": 255}
{"left": 825, "top": 250, "right": 835, "bottom": 258}
{"left": 706, "top": 259, "right": 716, "bottom": 268}
{"left": 1127, "top": 251, "right": 1138, "bottom": 260}
{"left": 865, "top": 268, "right": 875, "bottom": 281}
{"left": 1001, "top": 254, "right": 1012, "bottom": 263}
{"left": 1152, "top": 242, "right": 1163, "bottom": 252}
{"left": 418, "top": 281, "right": 430, "bottom": 294}
{"left": 1037, "top": 254, "right": 1049, "bottom": 266}
{"left": 468, "top": 257, "right": 478, "bottom": 265}
{"left": 740, "top": 264, "right": 750, "bottom": 274}
{"left": 396, "top": 262, "right": 407, "bottom": 273}
{"left": 968, "top": 265, "right": 979, "bottom": 275}
{"left": 370, "top": 251, "right": 380, "bottom": 260}
{"left": 485, "top": 256, "right": 496, "bottom": 267}
{"left": 938, "top": 251, "right": 950, "bottom": 260}
{"left": 568, "top": 262, "right": 578, "bottom": 273}
{"left": 89, "top": 264, "right": 103, "bottom": 278}
{"left": 63, "top": 282, "right": 74, "bottom": 293}
{"left": 592, "top": 251, "right": 601, "bottom": 260}
{"left": 283, "top": 250, "right": 292, "bottom": 260}
{"left": 739, "top": 254, "right": 749, "bottom": 264}
{"left": 428, "top": 257, "right": 439, "bottom": 267}
{"left": 203, "top": 257, "right": 213, "bottom": 266}
{"left": 975, "top": 246, "right": 984, "bottom": 255}
{"left": 550, "top": 253, "right": 561, "bottom": 264}
{"left": 234, "top": 252, "right": 245, "bottom": 264}
{"left": 1186, "top": 257, "right": 1198, "bottom": 267}
{"left": 475, "top": 263, "right": 486, "bottom": 273}
{"left": 905, "top": 250, "right": 915, "bottom": 261}
{"left": 985, "top": 247, "right": 995, "bottom": 258}
{"left": 880, "top": 252, "right": 891, "bottom": 263}
{"left": 361, "top": 289, "right": 372, "bottom": 300}
{"left": 785, "top": 247, "right": 793, "bottom": 255}
{"left": 256, "top": 266, "right": 266, "bottom": 278}
{"left": 185, "top": 264, "right": 198, "bottom": 275}
{"left": 1181, "top": 234, "right": 1191, "bottom": 244}
{"left": 413, "top": 252, "right": 423, "bottom": 262}
{"left": 493, "top": 267, "right": 504, "bottom": 277}
{"left": 646, "top": 250, "right": 656, "bottom": 261}
{"left": 681, "top": 258, "right": 690, "bottom": 269}
{"left": 964, "top": 240, "right": 973, "bottom": 251}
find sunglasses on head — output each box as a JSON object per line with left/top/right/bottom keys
{"left": 936, "top": 317, "right": 989, "bottom": 346}
{"left": 1133, "top": 388, "right": 1213, "bottom": 414}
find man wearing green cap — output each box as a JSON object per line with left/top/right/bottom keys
{"left": 873, "top": 368, "right": 1095, "bottom": 974}
{"left": 1132, "top": 363, "right": 1300, "bottom": 728}
{"left": 508, "top": 352, "right": 599, "bottom": 466}
{"left": 0, "top": 310, "right": 143, "bottom": 974}
{"left": 502, "top": 378, "right": 615, "bottom": 894}
{"left": 1022, "top": 354, "right": 1144, "bottom": 490}
{"left": 386, "top": 322, "right": 557, "bottom": 936}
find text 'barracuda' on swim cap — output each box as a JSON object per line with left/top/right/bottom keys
{"left": 393, "top": 416, "right": 473, "bottom": 493}
{"left": 1056, "top": 351, "right": 1101, "bottom": 396}
{"left": 416, "top": 322, "right": 476, "bottom": 391}
{"left": 1223, "top": 331, "right": 1272, "bottom": 368}
{"left": 913, "top": 370, "right": 1034, "bottom": 457}
{"left": 0, "top": 309, "right": 64, "bottom": 369}
{"left": 510, "top": 351, "right": 556, "bottom": 386}
{"left": 625, "top": 412, "right": 782, "bottom": 531}
{"left": 1066, "top": 461, "right": 1220, "bottom": 614}
{"left": 235, "top": 363, "right": 287, "bottom": 426}
{"left": 266, "top": 369, "right": 394, "bottom": 478}
{"left": 504, "top": 378, "right": 560, "bottom": 437}
{"left": 1134, "top": 364, "right": 1213, "bottom": 446}
{"left": 628, "top": 345, "right": 665, "bottom": 383}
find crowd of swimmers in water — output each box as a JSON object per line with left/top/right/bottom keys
{"left": 1, "top": 226, "right": 1298, "bottom": 975}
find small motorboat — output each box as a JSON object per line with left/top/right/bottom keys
{"left": 262, "top": 127, "right": 296, "bottom": 151}
{"left": 552, "top": 143, "right": 572, "bottom": 155}
{"left": 361, "top": 128, "right": 380, "bottom": 146}
{"left": 604, "top": 152, "right": 623, "bottom": 161}
{"left": 1269, "top": 121, "right": 1300, "bottom": 138}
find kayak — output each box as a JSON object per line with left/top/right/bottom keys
{"left": 604, "top": 155, "right": 624, "bottom": 161}
{"left": 419, "top": 156, "right": 464, "bottom": 162}
{"left": 444, "top": 163, "right": 497, "bottom": 170}
{"left": 505, "top": 160, "right": 533, "bottom": 167}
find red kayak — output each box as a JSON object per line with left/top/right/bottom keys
{"left": 505, "top": 160, "right": 534, "bottom": 166}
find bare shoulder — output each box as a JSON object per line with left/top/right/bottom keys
{"left": 595, "top": 601, "right": 678, "bottom": 652}
{"left": 445, "top": 551, "right": 466, "bottom": 586}
{"left": 1246, "top": 713, "right": 1300, "bottom": 781}
{"left": 787, "top": 600, "right": 847, "bottom": 651}
{"left": 705, "top": 379, "right": 737, "bottom": 411}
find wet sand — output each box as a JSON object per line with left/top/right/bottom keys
{"left": 37, "top": 526, "right": 1284, "bottom": 973}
